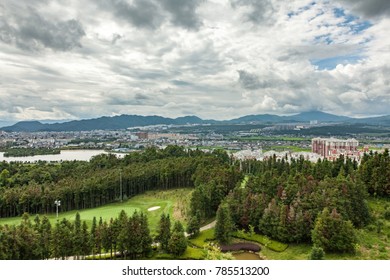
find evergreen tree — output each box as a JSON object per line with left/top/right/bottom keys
{"left": 39, "top": 216, "right": 52, "bottom": 259}
{"left": 187, "top": 211, "right": 201, "bottom": 237}
{"left": 156, "top": 213, "right": 171, "bottom": 251}
{"left": 140, "top": 213, "right": 152, "bottom": 257}
{"left": 73, "top": 212, "right": 83, "bottom": 259}
{"left": 80, "top": 221, "right": 91, "bottom": 258}
{"left": 116, "top": 210, "right": 129, "bottom": 258}
{"left": 90, "top": 216, "right": 97, "bottom": 257}
{"left": 18, "top": 213, "right": 40, "bottom": 259}
{"left": 168, "top": 221, "right": 187, "bottom": 256}
{"left": 101, "top": 221, "right": 112, "bottom": 258}
{"left": 312, "top": 208, "right": 357, "bottom": 253}
{"left": 215, "top": 204, "right": 234, "bottom": 244}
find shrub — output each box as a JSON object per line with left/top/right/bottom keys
{"left": 309, "top": 246, "right": 325, "bottom": 260}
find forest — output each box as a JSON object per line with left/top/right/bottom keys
{"left": 2, "top": 147, "right": 61, "bottom": 157}
{"left": 0, "top": 146, "right": 389, "bottom": 259}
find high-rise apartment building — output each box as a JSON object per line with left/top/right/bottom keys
{"left": 311, "top": 137, "right": 359, "bottom": 157}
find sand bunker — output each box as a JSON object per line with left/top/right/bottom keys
{"left": 147, "top": 206, "right": 161, "bottom": 212}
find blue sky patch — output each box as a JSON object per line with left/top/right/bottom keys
{"left": 311, "top": 55, "right": 364, "bottom": 70}
{"left": 334, "top": 7, "right": 372, "bottom": 34}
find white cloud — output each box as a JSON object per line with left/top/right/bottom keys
{"left": 0, "top": 0, "right": 389, "bottom": 124}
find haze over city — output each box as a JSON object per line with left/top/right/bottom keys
{"left": 0, "top": 0, "right": 389, "bottom": 127}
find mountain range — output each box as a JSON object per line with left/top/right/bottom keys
{"left": 1, "top": 111, "right": 389, "bottom": 132}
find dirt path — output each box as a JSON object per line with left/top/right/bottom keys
{"left": 200, "top": 220, "right": 216, "bottom": 232}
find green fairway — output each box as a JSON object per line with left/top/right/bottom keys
{"left": 0, "top": 188, "right": 193, "bottom": 234}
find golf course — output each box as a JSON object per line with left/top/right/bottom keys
{"left": 0, "top": 188, "right": 193, "bottom": 234}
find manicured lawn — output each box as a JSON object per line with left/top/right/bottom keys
{"left": 263, "top": 145, "right": 311, "bottom": 152}
{"left": 260, "top": 243, "right": 312, "bottom": 260}
{"left": 0, "top": 188, "right": 193, "bottom": 234}
{"left": 188, "top": 228, "right": 215, "bottom": 248}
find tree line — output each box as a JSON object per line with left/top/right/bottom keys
{"left": 0, "top": 210, "right": 188, "bottom": 260}
{"left": 0, "top": 146, "right": 234, "bottom": 218}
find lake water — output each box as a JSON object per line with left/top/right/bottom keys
{"left": 0, "top": 150, "right": 124, "bottom": 162}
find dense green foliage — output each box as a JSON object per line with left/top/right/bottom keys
{"left": 168, "top": 221, "right": 187, "bottom": 256}
{"left": 2, "top": 148, "right": 61, "bottom": 157}
{"left": 0, "top": 211, "right": 153, "bottom": 260}
{"left": 309, "top": 246, "right": 325, "bottom": 260}
{"left": 222, "top": 150, "right": 389, "bottom": 252}
{"left": 311, "top": 208, "right": 357, "bottom": 253}
{"left": 214, "top": 204, "right": 234, "bottom": 244}
{"left": 0, "top": 146, "right": 238, "bottom": 218}
{"left": 156, "top": 213, "right": 171, "bottom": 252}
{"left": 0, "top": 145, "right": 389, "bottom": 259}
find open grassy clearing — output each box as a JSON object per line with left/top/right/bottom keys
{"left": 188, "top": 228, "right": 216, "bottom": 248}
{"left": 263, "top": 145, "right": 311, "bottom": 152}
{"left": 230, "top": 136, "right": 308, "bottom": 141}
{"left": 0, "top": 188, "right": 193, "bottom": 234}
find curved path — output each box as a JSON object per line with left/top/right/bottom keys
{"left": 200, "top": 220, "right": 216, "bottom": 232}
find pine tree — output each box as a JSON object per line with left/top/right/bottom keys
{"left": 39, "top": 216, "right": 52, "bottom": 259}
{"left": 215, "top": 204, "right": 234, "bottom": 244}
{"left": 90, "top": 216, "right": 97, "bottom": 257}
{"left": 80, "top": 221, "right": 91, "bottom": 258}
{"left": 312, "top": 208, "right": 357, "bottom": 253}
{"left": 156, "top": 213, "right": 171, "bottom": 251}
{"left": 168, "top": 221, "right": 187, "bottom": 256}
{"left": 73, "top": 212, "right": 83, "bottom": 259}
{"left": 117, "top": 211, "right": 129, "bottom": 258}
{"left": 187, "top": 211, "right": 201, "bottom": 237}
{"left": 140, "top": 213, "right": 152, "bottom": 257}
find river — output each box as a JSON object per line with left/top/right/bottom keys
{"left": 0, "top": 150, "right": 124, "bottom": 162}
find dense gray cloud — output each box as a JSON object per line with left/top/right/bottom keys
{"left": 0, "top": 4, "right": 85, "bottom": 51}
{"left": 230, "top": 0, "right": 275, "bottom": 24}
{"left": 336, "top": 0, "right": 390, "bottom": 18}
{"left": 97, "top": 0, "right": 202, "bottom": 29}
{"left": 238, "top": 70, "right": 267, "bottom": 89}
{"left": 97, "top": 0, "right": 164, "bottom": 29}
{"left": 160, "top": 0, "right": 203, "bottom": 29}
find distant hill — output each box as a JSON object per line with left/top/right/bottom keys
{"left": 350, "top": 115, "right": 390, "bottom": 126}
{"left": 229, "top": 114, "right": 284, "bottom": 124}
{"left": 1, "top": 111, "right": 389, "bottom": 132}
{"left": 288, "top": 111, "right": 352, "bottom": 122}
{"left": 2, "top": 121, "right": 48, "bottom": 132}
{"left": 229, "top": 111, "right": 352, "bottom": 124}
{"left": 0, "top": 115, "right": 207, "bottom": 132}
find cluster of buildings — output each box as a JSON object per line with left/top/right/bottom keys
{"left": 233, "top": 137, "right": 372, "bottom": 163}
{"left": 311, "top": 137, "right": 368, "bottom": 160}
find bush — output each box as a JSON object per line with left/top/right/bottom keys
{"left": 309, "top": 246, "right": 325, "bottom": 260}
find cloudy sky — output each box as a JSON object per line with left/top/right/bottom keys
{"left": 0, "top": 0, "right": 389, "bottom": 125}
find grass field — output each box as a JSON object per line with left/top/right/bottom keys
{"left": 263, "top": 145, "right": 311, "bottom": 152}
{"left": 230, "top": 136, "right": 308, "bottom": 141}
{"left": 0, "top": 188, "right": 193, "bottom": 234}
{"left": 188, "top": 228, "right": 215, "bottom": 248}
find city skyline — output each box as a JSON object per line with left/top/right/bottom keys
{"left": 0, "top": 0, "right": 389, "bottom": 125}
